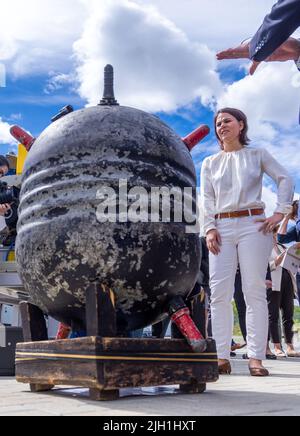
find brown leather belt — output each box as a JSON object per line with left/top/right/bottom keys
{"left": 215, "top": 208, "right": 264, "bottom": 220}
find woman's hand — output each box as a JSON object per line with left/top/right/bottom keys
{"left": 256, "top": 213, "right": 284, "bottom": 235}
{"left": 206, "top": 229, "right": 222, "bottom": 255}
{"left": 0, "top": 204, "right": 11, "bottom": 216}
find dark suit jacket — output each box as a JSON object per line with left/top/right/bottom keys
{"left": 250, "top": 0, "right": 300, "bottom": 61}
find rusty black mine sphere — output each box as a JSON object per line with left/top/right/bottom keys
{"left": 16, "top": 66, "right": 201, "bottom": 333}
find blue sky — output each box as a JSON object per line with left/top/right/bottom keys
{"left": 0, "top": 0, "right": 299, "bottom": 212}
{"left": 0, "top": 75, "right": 83, "bottom": 141}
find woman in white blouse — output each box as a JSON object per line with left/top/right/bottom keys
{"left": 201, "top": 108, "right": 294, "bottom": 377}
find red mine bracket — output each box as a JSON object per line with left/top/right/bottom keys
{"left": 169, "top": 297, "right": 207, "bottom": 353}
{"left": 56, "top": 323, "right": 72, "bottom": 340}
{"left": 182, "top": 125, "right": 210, "bottom": 152}
{"left": 10, "top": 125, "right": 36, "bottom": 152}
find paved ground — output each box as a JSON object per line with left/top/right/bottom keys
{"left": 1, "top": 352, "right": 300, "bottom": 416}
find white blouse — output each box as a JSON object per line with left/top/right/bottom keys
{"left": 201, "top": 147, "right": 294, "bottom": 235}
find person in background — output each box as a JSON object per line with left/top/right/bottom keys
{"left": 201, "top": 107, "right": 294, "bottom": 377}
{"left": 0, "top": 156, "right": 9, "bottom": 177}
{"left": 0, "top": 156, "right": 11, "bottom": 217}
{"left": 277, "top": 201, "right": 300, "bottom": 303}
{"left": 269, "top": 226, "right": 300, "bottom": 357}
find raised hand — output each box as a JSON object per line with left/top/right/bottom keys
{"left": 216, "top": 42, "right": 250, "bottom": 61}
{"left": 217, "top": 38, "right": 300, "bottom": 76}
{"left": 216, "top": 41, "right": 261, "bottom": 75}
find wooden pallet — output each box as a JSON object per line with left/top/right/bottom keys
{"left": 15, "top": 284, "right": 218, "bottom": 401}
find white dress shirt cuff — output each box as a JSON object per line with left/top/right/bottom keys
{"left": 274, "top": 205, "right": 293, "bottom": 216}
{"left": 204, "top": 224, "right": 217, "bottom": 235}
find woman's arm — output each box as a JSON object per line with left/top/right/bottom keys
{"left": 257, "top": 148, "right": 294, "bottom": 233}
{"left": 261, "top": 148, "right": 294, "bottom": 216}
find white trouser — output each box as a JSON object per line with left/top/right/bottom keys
{"left": 209, "top": 215, "right": 273, "bottom": 361}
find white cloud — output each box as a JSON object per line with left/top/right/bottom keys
{"left": 0, "top": 0, "right": 292, "bottom": 81}
{"left": 0, "top": 118, "right": 17, "bottom": 155}
{"left": 262, "top": 185, "right": 278, "bottom": 217}
{"left": 0, "top": 0, "right": 276, "bottom": 78}
{"left": 44, "top": 73, "right": 75, "bottom": 94}
{"left": 73, "top": 0, "right": 222, "bottom": 112}
{"left": 256, "top": 132, "right": 300, "bottom": 180}
{"left": 0, "top": 0, "right": 86, "bottom": 76}
{"left": 218, "top": 63, "right": 300, "bottom": 138}
{"left": 135, "top": 0, "right": 278, "bottom": 50}
{"left": 8, "top": 113, "right": 23, "bottom": 122}
{"left": 0, "top": 118, "right": 14, "bottom": 145}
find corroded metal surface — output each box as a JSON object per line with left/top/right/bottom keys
{"left": 16, "top": 105, "right": 200, "bottom": 332}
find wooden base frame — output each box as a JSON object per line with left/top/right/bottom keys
{"left": 16, "top": 284, "right": 218, "bottom": 401}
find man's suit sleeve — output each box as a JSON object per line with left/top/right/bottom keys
{"left": 250, "top": 0, "right": 300, "bottom": 62}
